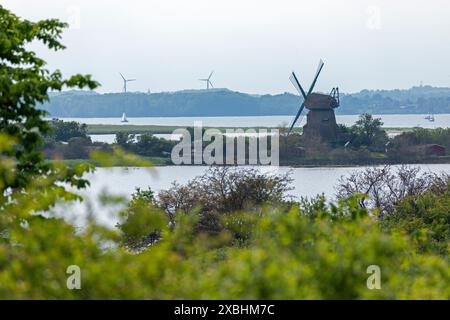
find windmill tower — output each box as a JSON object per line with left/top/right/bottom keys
{"left": 289, "top": 59, "right": 340, "bottom": 142}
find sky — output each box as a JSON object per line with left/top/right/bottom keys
{"left": 2, "top": 0, "right": 450, "bottom": 94}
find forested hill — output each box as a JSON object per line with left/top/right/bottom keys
{"left": 40, "top": 86, "right": 450, "bottom": 117}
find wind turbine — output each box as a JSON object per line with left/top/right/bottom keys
{"left": 199, "top": 71, "right": 214, "bottom": 90}
{"left": 119, "top": 73, "right": 136, "bottom": 93}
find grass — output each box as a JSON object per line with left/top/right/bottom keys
{"left": 56, "top": 154, "right": 450, "bottom": 168}
{"left": 53, "top": 156, "right": 170, "bottom": 167}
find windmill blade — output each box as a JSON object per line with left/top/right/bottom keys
{"left": 288, "top": 59, "right": 325, "bottom": 134}
{"left": 289, "top": 72, "right": 307, "bottom": 99}
{"left": 127, "top": 79, "right": 136, "bottom": 82}
{"left": 209, "top": 80, "right": 214, "bottom": 88}
{"left": 119, "top": 73, "right": 126, "bottom": 81}
{"left": 306, "top": 59, "right": 324, "bottom": 96}
{"left": 289, "top": 101, "right": 306, "bottom": 133}
{"left": 208, "top": 71, "right": 214, "bottom": 80}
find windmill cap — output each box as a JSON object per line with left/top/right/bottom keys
{"left": 304, "top": 93, "right": 339, "bottom": 110}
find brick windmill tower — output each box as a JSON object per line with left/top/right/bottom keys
{"left": 289, "top": 59, "right": 340, "bottom": 142}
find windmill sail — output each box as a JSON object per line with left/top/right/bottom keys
{"left": 289, "top": 72, "right": 307, "bottom": 99}
{"left": 288, "top": 59, "right": 325, "bottom": 133}
{"left": 289, "top": 101, "right": 306, "bottom": 133}
{"left": 307, "top": 59, "right": 324, "bottom": 97}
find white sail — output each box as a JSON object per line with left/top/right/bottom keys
{"left": 121, "top": 112, "right": 128, "bottom": 123}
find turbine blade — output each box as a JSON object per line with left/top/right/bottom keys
{"left": 209, "top": 80, "right": 214, "bottom": 88}
{"left": 289, "top": 72, "right": 307, "bottom": 99}
{"left": 208, "top": 71, "right": 214, "bottom": 80}
{"left": 289, "top": 101, "right": 306, "bottom": 133}
{"left": 119, "top": 73, "right": 125, "bottom": 81}
{"left": 128, "top": 79, "right": 136, "bottom": 82}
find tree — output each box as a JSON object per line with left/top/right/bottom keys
{"left": 46, "top": 119, "right": 89, "bottom": 142}
{"left": 0, "top": 5, "right": 98, "bottom": 192}
{"left": 348, "top": 114, "right": 388, "bottom": 151}
{"left": 157, "top": 167, "right": 293, "bottom": 234}
{"left": 115, "top": 132, "right": 134, "bottom": 147}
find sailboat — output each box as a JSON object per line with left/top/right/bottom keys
{"left": 428, "top": 114, "right": 435, "bottom": 122}
{"left": 121, "top": 112, "right": 128, "bottom": 123}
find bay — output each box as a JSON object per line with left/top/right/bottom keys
{"left": 58, "top": 164, "right": 450, "bottom": 227}
{"left": 51, "top": 113, "right": 450, "bottom": 129}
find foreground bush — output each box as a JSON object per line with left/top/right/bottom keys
{"left": 381, "top": 181, "right": 450, "bottom": 256}
{"left": 1, "top": 176, "right": 449, "bottom": 299}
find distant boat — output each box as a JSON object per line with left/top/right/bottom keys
{"left": 428, "top": 114, "right": 435, "bottom": 122}
{"left": 121, "top": 112, "right": 128, "bottom": 123}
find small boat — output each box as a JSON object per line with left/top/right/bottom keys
{"left": 121, "top": 112, "right": 128, "bottom": 123}
{"left": 428, "top": 114, "right": 435, "bottom": 122}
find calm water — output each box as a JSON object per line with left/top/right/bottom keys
{"left": 59, "top": 164, "right": 450, "bottom": 227}
{"left": 90, "top": 132, "right": 276, "bottom": 143}
{"left": 53, "top": 114, "right": 450, "bottom": 128}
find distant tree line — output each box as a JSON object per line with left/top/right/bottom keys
{"left": 39, "top": 85, "right": 450, "bottom": 118}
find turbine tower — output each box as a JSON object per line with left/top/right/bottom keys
{"left": 120, "top": 73, "right": 136, "bottom": 93}
{"left": 199, "top": 71, "right": 214, "bottom": 90}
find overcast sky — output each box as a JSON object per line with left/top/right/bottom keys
{"left": 2, "top": 0, "right": 450, "bottom": 94}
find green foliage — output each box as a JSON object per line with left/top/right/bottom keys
{"left": 46, "top": 119, "right": 89, "bottom": 143}
{"left": 1, "top": 177, "right": 449, "bottom": 299}
{"left": 117, "top": 188, "right": 165, "bottom": 252}
{"left": 391, "top": 127, "right": 450, "bottom": 155}
{"left": 90, "top": 146, "right": 154, "bottom": 167}
{"left": 381, "top": 180, "right": 450, "bottom": 256}
{"left": 157, "top": 167, "right": 293, "bottom": 234}
{"left": 0, "top": 5, "right": 98, "bottom": 190}
{"left": 115, "top": 132, "right": 175, "bottom": 157}
{"left": 347, "top": 114, "right": 389, "bottom": 151}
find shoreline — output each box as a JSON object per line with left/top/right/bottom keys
{"left": 57, "top": 156, "right": 450, "bottom": 168}
{"left": 86, "top": 124, "right": 416, "bottom": 135}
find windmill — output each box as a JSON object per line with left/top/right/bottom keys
{"left": 289, "top": 59, "right": 340, "bottom": 142}
{"left": 119, "top": 73, "right": 136, "bottom": 93}
{"left": 199, "top": 71, "right": 214, "bottom": 89}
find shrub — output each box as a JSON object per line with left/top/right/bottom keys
{"left": 336, "top": 165, "right": 448, "bottom": 217}
{"left": 157, "top": 167, "right": 293, "bottom": 233}
{"left": 380, "top": 180, "right": 450, "bottom": 256}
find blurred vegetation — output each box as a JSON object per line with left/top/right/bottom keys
{"left": 1, "top": 146, "right": 449, "bottom": 298}
{"left": 115, "top": 132, "right": 176, "bottom": 157}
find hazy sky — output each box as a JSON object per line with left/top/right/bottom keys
{"left": 2, "top": 0, "right": 450, "bottom": 94}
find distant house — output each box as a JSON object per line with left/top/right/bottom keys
{"left": 411, "top": 144, "right": 446, "bottom": 156}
